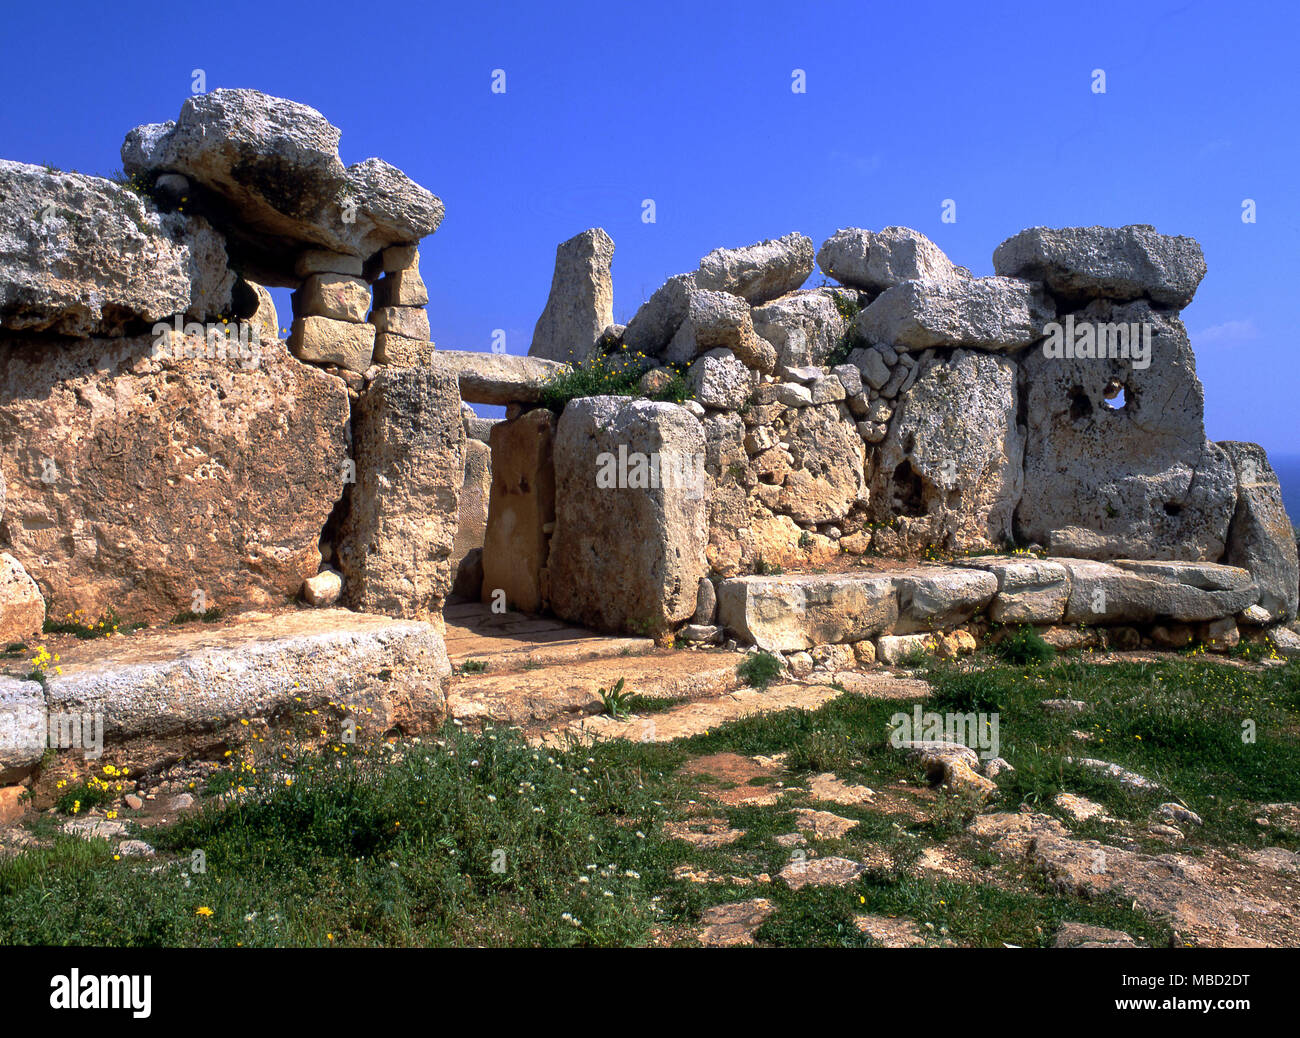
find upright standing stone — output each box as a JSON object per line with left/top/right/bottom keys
{"left": 529, "top": 229, "right": 615, "bottom": 364}
{"left": 1219, "top": 442, "right": 1299, "bottom": 621}
{"left": 481, "top": 410, "right": 557, "bottom": 614}
{"left": 870, "top": 350, "right": 1023, "bottom": 554}
{"left": 338, "top": 368, "right": 465, "bottom": 624}
{"left": 548, "top": 397, "right": 707, "bottom": 635}
{"left": 1018, "top": 300, "right": 1236, "bottom": 560}
{"left": 0, "top": 331, "right": 348, "bottom": 622}
{"left": 452, "top": 438, "right": 492, "bottom": 586}
{"left": 0, "top": 553, "right": 44, "bottom": 643}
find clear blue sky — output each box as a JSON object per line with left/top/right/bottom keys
{"left": 2, "top": 0, "right": 1296, "bottom": 470}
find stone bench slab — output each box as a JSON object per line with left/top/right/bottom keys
{"left": 428, "top": 350, "right": 569, "bottom": 405}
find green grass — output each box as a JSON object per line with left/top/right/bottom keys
{"left": 736, "top": 651, "right": 783, "bottom": 689}
{"left": 169, "top": 607, "right": 224, "bottom": 625}
{"left": 926, "top": 655, "right": 1300, "bottom": 849}
{"left": 3, "top": 656, "right": 1295, "bottom": 947}
{"left": 989, "top": 625, "right": 1056, "bottom": 666}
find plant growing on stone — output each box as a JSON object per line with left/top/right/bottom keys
{"left": 737, "top": 650, "right": 782, "bottom": 689}
{"left": 597, "top": 677, "right": 632, "bottom": 718}
{"left": 899, "top": 645, "right": 930, "bottom": 668}
{"left": 43, "top": 606, "right": 136, "bottom": 640}
{"left": 457, "top": 659, "right": 490, "bottom": 675}
{"left": 539, "top": 352, "right": 686, "bottom": 412}
{"left": 824, "top": 292, "right": 862, "bottom": 368}
{"left": 25, "top": 644, "right": 62, "bottom": 684}
{"left": 991, "top": 626, "right": 1056, "bottom": 666}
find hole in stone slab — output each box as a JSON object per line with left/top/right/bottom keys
{"left": 231, "top": 278, "right": 260, "bottom": 320}
{"left": 1163, "top": 501, "right": 1183, "bottom": 516}
{"left": 1069, "top": 387, "right": 1093, "bottom": 421}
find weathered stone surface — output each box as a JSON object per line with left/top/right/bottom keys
{"left": 338, "top": 368, "right": 464, "bottom": 621}
{"left": 549, "top": 397, "right": 707, "bottom": 635}
{"left": 0, "top": 160, "right": 233, "bottom": 336}
{"left": 750, "top": 289, "right": 850, "bottom": 368}
{"left": 374, "top": 333, "right": 433, "bottom": 366}
{"left": 667, "top": 289, "right": 775, "bottom": 371}
{"left": 294, "top": 250, "right": 363, "bottom": 278}
{"left": 856, "top": 275, "right": 1053, "bottom": 352}
{"left": 429, "top": 350, "right": 568, "bottom": 406}
{"left": 894, "top": 567, "right": 998, "bottom": 633}
{"left": 245, "top": 280, "right": 280, "bottom": 342}
{"left": 482, "top": 411, "right": 555, "bottom": 614}
{"left": 870, "top": 350, "right": 1023, "bottom": 553}
{"left": 696, "top": 898, "right": 775, "bottom": 947}
{"left": 461, "top": 404, "right": 500, "bottom": 445}
{"left": 1018, "top": 301, "right": 1236, "bottom": 560}
{"left": 778, "top": 855, "right": 866, "bottom": 890}
{"left": 850, "top": 346, "right": 890, "bottom": 389}
{"left": 295, "top": 273, "right": 369, "bottom": 322}
{"left": 0, "top": 677, "right": 45, "bottom": 782}
{"left": 529, "top": 228, "right": 614, "bottom": 364}
{"left": 955, "top": 557, "right": 1071, "bottom": 623}
{"left": 373, "top": 268, "right": 428, "bottom": 308}
{"left": 694, "top": 576, "right": 717, "bottom": 624}
{"left": 993, "top": 224, "right": 1206, "bottom": 308}
{"left": 302, "top": 568, "right": 342, "bottom": 606}
{"left": 370, "top": 305, "right": 430, "bottom": 342}
{"left": 1052, "top": 922, "right": 1139, "bottom": 949}
{"left": 0, "top": 553, "right": 44, "bottom": 644}
{"left": 380, "top": 244, "right": 419, "bottom": 273}
{"left": 0, "top": 331, "right": 348, "bottom": 621}
{"left": 696, "top": 232, "right": 815, "bottom": 305}
{"left": 831, "top": 363, "right": 862, "bottom": 397}
{"left": 774, "top": 382, "right": 812, "bottom": 408}
{"left": 876, "top": 633, "right": 939, "bottom": 664}
{"left": 622, "top": 273, "right": 696, "bottom": 356}
{"left": 685, "top": 349, "right": 753, "bottom": 410}
{"left": 452, "top": 438, "right": 491, "bottom": 591}
{"left": 773, "top": 403, "right": 865, "bottom": 525}
{"left": 40, "top": 610, "right": 450, "bottom": 765}
{"left": 1219, "top": 442, "right": 1298, "bottom": 621}
{"left": 122, "top": 90, "right": 443, "bottom": 277}
{"left": 717, "top": 573, "right": 898, "bottom": 651}
{"left": 1059, "top": 558, "right": 1258, "bottom": 624}
{"left": 288, "top": 315, "right": 375, "bottom": 372}
{"left": 816, "top": 226, "right": 957, "bottom": 292}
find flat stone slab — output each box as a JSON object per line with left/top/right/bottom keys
{"left": 28, "top": 609, "right": 449, "bottom": 760}
{"left": 557, "top": 680, "right": 847, "bottom": 746}
{"left": 1057, "top": 557, "right": 1257, "bottom": 624}
{"left": 428, "top": 350, "right": 569, "bottom": 405}
{"left": 717, "top": 557, "right": 1260, "bottom": 650}
{"left": 696, "top": 898, "right": 776, "bottom": 947}
{"left": 778, "top": 855, "right": 866, "bottom": 890}
{"left": 452, "top": 651, "right": 742, "bottom": 730}
{"left": 443, "top": 601, "right": 653, "bottom": 669}
{"left": 717, "top": 572, "right": 898, "bottom": 652}
{"left": 953, "top": 557, "right": 1070, "bottom": 623}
